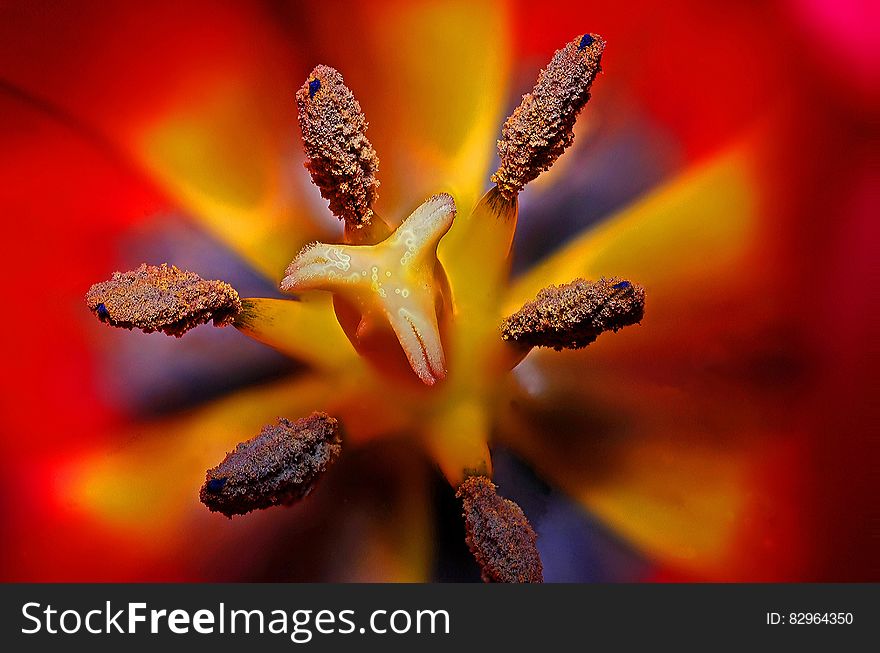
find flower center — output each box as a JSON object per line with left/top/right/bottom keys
{"left": 282, "top": 194, "right": 456, "bottom": 385}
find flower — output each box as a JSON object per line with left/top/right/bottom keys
{"left": 1, "top": 0, "right": 874, "bottom": 582}
{"left": 85, "top": 31, "right": 626, "bottom": 583}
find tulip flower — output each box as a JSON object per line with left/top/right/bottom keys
{"left": 1, "top": 0, "right": 873, "bottom": 582}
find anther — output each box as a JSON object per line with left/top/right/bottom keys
{"left": 456, "top": 475, "right": 543, "bottom": 583}
{"left": 491, "top": 33, "right": 605, "bottom": 200}
{"left": 296, "top": 65, "right": 380, "bottom": 228}
{"left": 200, "top": 413, "right": 342, "bottom": 518}
{"left": 501, "top": 277, "right": 645, "bottom": 350}
{"left": 85, "top": 263, "right": 241, "bottom": 337}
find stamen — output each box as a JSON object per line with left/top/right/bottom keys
{"left": 491, "top": 33, "right": 605, "bottom": 200}
{"left": 85, "top": 263, "right": 241, "bottom": 337}
{"left": 501, "top": 277, "right": 645, "bottom": 350}
{"left": 456, "top": 475, "right": 543, "bottom": 583}
{"left": 296, "top": 65, "right": 380, "bottom": 228}
{"left": 200, "top": 413, "right": 342, "bottom": 518}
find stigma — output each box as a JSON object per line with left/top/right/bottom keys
{"left": 281, "top": 194, "right": 456, "bottom": 385}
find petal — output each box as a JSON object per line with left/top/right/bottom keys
{"left": 66, "top": 376, "right": 334, "bottom": 539}
{"left": 301, "top": 440, "right": 433, "bottom": 582}
{"left": 0, "top": 89, "right": 163, "bottom": 457}
{"left": 39, "top": 374, "right": 428, "bottom": 580}
{"left": 5, "top": 375, "right": 326, "bottom": 580}
{"left": 505, "top": 140, "right": 759, "bottom": 313}
{"left": 508, "top": 1, "right": 791, "bottom": 160}
{"left": 0, "top": 2, "right": 329, "bottom": 279}
{"left": 497, "top": 362, "right": 806, "bottom": 579}
{"left": 495, "top": 132, "right": 839, "bottom": 579}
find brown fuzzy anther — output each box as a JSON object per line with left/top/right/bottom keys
{"left": 296, "top": 65, "right": 380, "bottom": 228}
{"left": 501, "top": 277, "right": 645, "bottom": 350}
{"left": 492, "top": 33, "right": 605, "bottom": 200}
{"left": 85, "top": 263, "right": 241, "bottom": 337}
{"left": 200, "top": 413, "right": 342, "bottom": 518}
{"left": 456, "top": 475, "right": 543, "bottom": 583}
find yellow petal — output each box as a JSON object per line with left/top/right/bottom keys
{"left": 63, "top": 371, "right": 426, "bottom": 579}
{"left": 496, "top": 368, "right": 758, "bottom": 576}
{"left": 138, "top": 79, "right": 331, "bottom": 280}
{"left": 65, "top": 375, "right": 335, "bottom": 537}
{"left": 504, "top": 141, "right": 759, "bottom": 313}
{"left": 495, "top": 135, "right": 805, "bottom": 577}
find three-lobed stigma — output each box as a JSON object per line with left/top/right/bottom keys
{"left": 281, "top": 194, "right": 455, "bottom": 385}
